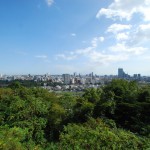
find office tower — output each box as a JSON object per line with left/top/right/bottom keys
{"left": 62, "top": 74, "right": 71, "bottom": 84}
{"left": 118, "top": 68, "right": 125, "bottom": 78}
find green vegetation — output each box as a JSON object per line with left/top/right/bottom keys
{"left": 0, "top": 79, "right": 64, "bottom": 88}
{"left": 0, "top": 79, "right": 150, "bottom": 149}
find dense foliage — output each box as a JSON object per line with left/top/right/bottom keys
{"left": 0, "top": 80, "right": 150, "bottom": 149}
{"left": 0, "top": 79, "right": 64, "bottom": 88}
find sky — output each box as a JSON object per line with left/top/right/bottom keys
{"left": 0, "top": 0, "right": 150, "bottom": 75}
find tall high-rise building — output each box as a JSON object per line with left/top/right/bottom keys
{"left": 118, "top": 68, "right": 125, "bottom": 78}
{"left": 62, "top": 74, "right": 71, "bottom": 84}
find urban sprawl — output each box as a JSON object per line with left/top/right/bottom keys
{"left": 0, "top": 68, "right": 150, "bottom": 92}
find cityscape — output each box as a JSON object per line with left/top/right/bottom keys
{"left": 1, "top": 1, "right": 150, "bottom": 149}
{"left": 1, "top": 68, "right": 150, "bottom": 91}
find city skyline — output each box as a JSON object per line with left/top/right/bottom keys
{"left": 0, "top": 68, "right": 144, "bottom": 77}
{"left": 1, "top": 0, "right": 150, "bottom": 75}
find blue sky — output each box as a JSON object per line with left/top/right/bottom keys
{"left": 0, "top": 0, "right": 150, "bottom": 75}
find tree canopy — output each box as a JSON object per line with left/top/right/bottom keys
{"left": 0, "top": 79, "right": 150, "bottom": 149}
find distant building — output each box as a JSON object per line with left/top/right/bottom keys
{"left": 80, "top": 78, "right": 86, "bottom": 84}
{"left": 133, "top": 74, "right": 141, "bottom": 80}
{"left": 118, "top": 68, "right": 125, "bottom": 78}
{"left": 85, "top": 77, "right": 92, "bottom": 84}
{"left": 73, "top": 72, "right": 76, "bottom": 77}
{"left": 118, "top": 68, "right": 130, "bottom": 79}
{"left": 62, "top": 74, "right": 71, "bottom": 84}
{"left": 133, "top": 74, "right": 138, "bottom": 78}
{"left": 138, "top": 74, "right": 141, "bottom": 79}
{"left": 71, "top": 78, "right": 75, "bottom": 84}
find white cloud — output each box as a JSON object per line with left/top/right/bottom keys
{"left": 86, "top": 50, "right": 128, "bottom": 65}
{"left": 96, "top": 0, "right": 150, "bottom": 21}
{"left": 91, "top": 36, "right": 104, "bottom": 47}
{"left": 55, "top": 1, "right": 150, "bottom": 73}
{"left": 127, "top": 23, "right": 150, "bottom": 46}
{"left": 45, "top": 0, "right": 54, "bottom": 7}
{"left": 35, "top": 55, "right": 52, "bottom": 64}
{"left": 139, "top": 24, "right": 150, "bottom": 30}
{"left": 74, "top": 47, "right": 93, "bottom": 55}
{"left": 96, "top": 8, "right": 133, "bottom": 21}
{"left": 107, "top": 24, "right": 132, "bottom": 33}
{"left": 138, "top": 2, "right": 150, "bottom": 21}
{"left": 91, "top": 37, "right": 98, "bottom": 47}
{"left": 56, "top": 54, "right": 77, "bottom": 60}
{"left": 137, "top": 24, "right": 150, "bottom": 40}
{"left": 56, "top": 4, "right": 149, "bottom": 69}
{"left": 71, "top": 33, "right": 76, "bottom": 37}
{"left": 106, "top": 23, "right": 150, "bottom": 45}
{"left": 35, "top": 55, "right": 48, "bottom": 59}
{"left": 110, "top": 43, "right": 147, "bottom": 55}
{"left": 56, "top": 35, "right": 146, "bottom": 65}
{"left": 116, "top": 32, "right": 129, "bottom": 41}
{"left": 99, "top": 36, "right": 105, "bottom": 42}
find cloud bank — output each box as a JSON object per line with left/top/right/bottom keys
{"left": 55, "top": 0, "right": 150, "bottom": 72}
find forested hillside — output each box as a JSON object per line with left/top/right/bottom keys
{"left": 0, "top": 80, "right": 150, "bottom": 149}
